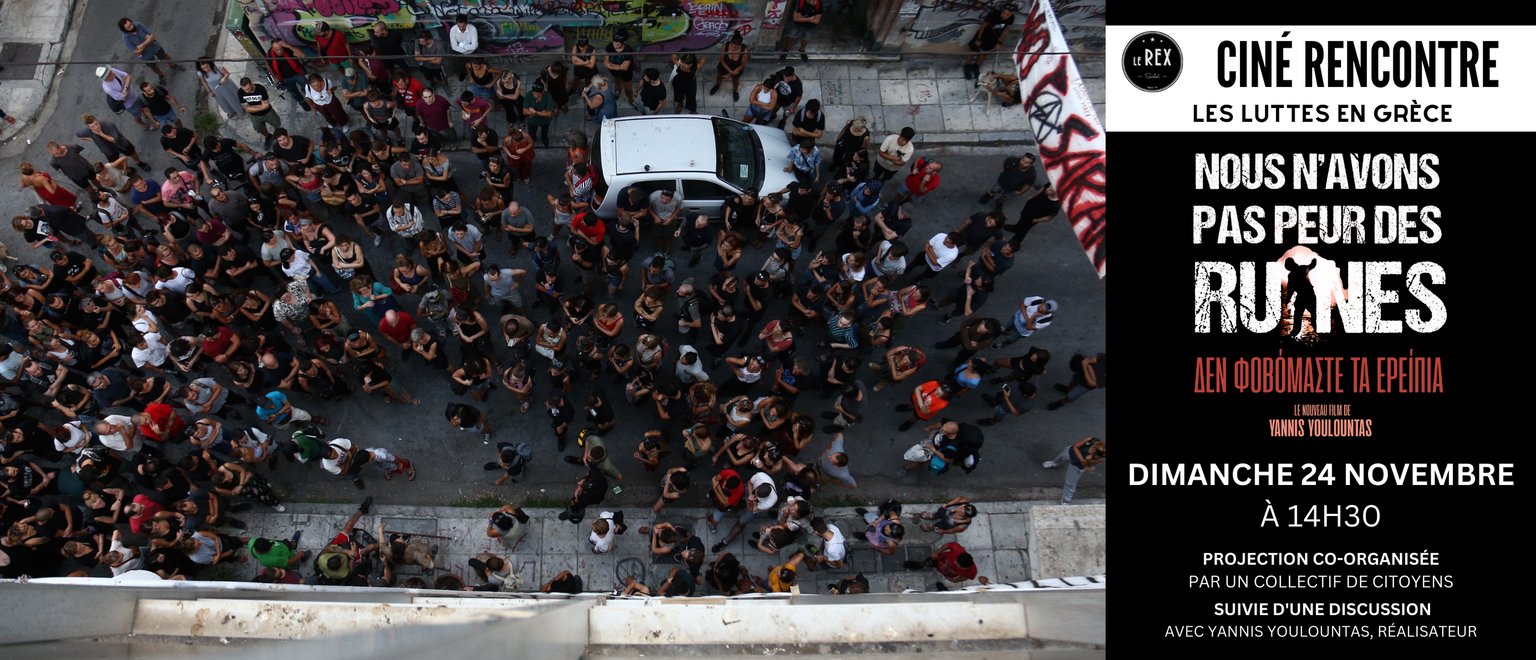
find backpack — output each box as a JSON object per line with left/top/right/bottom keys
{"left": 503, "top": 441, "right": 533, "bottom": 479}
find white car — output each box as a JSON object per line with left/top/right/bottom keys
{"left": 590, "top": 114, "right": 798, "bottom": 220}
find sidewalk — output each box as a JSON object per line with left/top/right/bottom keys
{"left": 0, "top": 0, "right": 78, "bottom": 148}
{"left": 229, "top": 499, "right": 1105, "bottom": 594}
{"left": 212, "top": 31, "right": 1037, "bottom": 157}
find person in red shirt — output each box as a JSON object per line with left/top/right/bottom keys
{"left": 894, "top": 157, "right": 943, "bottom": 205}
{"left": 135, "top": 401, "right": 185, "bottom": 443}
{"left": 311, "top": 22, "right": 352, "bottom": 69}
{"left": 905, "top": 541, "right": 990, "bottom": 590}
{"left": 706, "top": 469, "right": 745, "bottom": 531}
{"left": 377, "top": 309, "right": 416, "bottom": 351}
{"left": 392, "top": 70, "right": 425, "bottom": 117}
{"left": 895, "top": 380, "right": 954, "bottom": 431}
{"left": 200, "top": 325, "right": 243, "bottom": 364}
{"left": 571, "top": 211, "right": 606, "bottom": 246}
{"left": 124, "top": 493, "right": 165, "bottom": 534}
{"left": 458, "top": 91, "right": 492, "bottom": 135}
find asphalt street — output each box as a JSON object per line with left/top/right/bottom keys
{"left": 0, "top": 0, "right": 1106, "bottom": 509}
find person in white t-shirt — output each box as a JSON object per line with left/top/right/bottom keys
{"left": 709, "top": 471, "right": 779, "bottom": 553}
{"left": 589, "top": 510, "right": 626, "bottom": 554}
{"left": 873, "top": 126, "right": 916, "bottom": 181}
{"left": 130, "top": 332, "right": 171, "bottom": 375}
{"left": 905, "top": 232, "right": 962, "bottom": 284}
{"left": 805, "top": 517, "right": 847, "bottom": 570}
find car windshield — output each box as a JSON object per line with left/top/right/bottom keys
{"left": 713, "top": 117, "right": 760, "bottom": 191}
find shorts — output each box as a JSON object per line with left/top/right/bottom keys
{"left": 785, "top": 23, "right": 816, "bottom": 41}
{"left": 611, "top": 68, "right": 633, "bottom": 83}
{"left": 277, "top": 406, "right": 313, "bottom": 429}
{"left": 249, "top": 109, "right": 282, "bottom": 134}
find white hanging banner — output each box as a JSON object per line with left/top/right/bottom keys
{"left": 1014, "top": 0, "right": 1108, "bottom": 278}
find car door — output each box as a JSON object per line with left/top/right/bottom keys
{"left": 680, "top": 176, "right": 740, "bottom": 222}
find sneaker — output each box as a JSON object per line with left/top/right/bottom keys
{"left": 800, "top": 52, "right": 809, "bottom": 62}
{"left": 358, "top": 495, "right": 374, "bottom": 514}
{"left": 977, "top": 418, "right": 997, "bottom": 427}
{"left": 373, "top": 235, "right": 382, "bottom": 247}
{"left": 903, "top": 560, "right": 923, "bottom": 570}
{"left": 709, "top": 84, "right": 720, "bottom": 95}
{"left": 940, "top": 315, "right": 954, "bottom": 325}
{"left": 732, "top": 90, "right": 740, "bottom": 103}
{"left": 563, "top": 455, "right": 582, "bottom": 465}
{"left": 354, "top": 479, "right": 367, "bottom": 490}
{"left": 854, "top": 507, "right": 868, "bottom": 517}
{"left": 978, "top": 193, "right": 993, "bottom": 205}
{"left": 484, "top": 432, "right": 492, "bottom": 443}
{"left": 1046, "top": 401, "right": 1064, "bottom": 411}
{"left": 872, "top": 381, "right": 887, "bottom": 392}
{"left": 272, "top": 504, "right": 286, "bottom": 512}
{"left": 990, "top": 340, "right": 1004, "bottom": 350}
{"left": 558, "top": 511, "right": 570, "bottom": 521}
{"left": 820, "top": 411, "right": 838, "bottom": 420}
{"left": 779, "top": 53, "right": 787, "bottom": 62}
{"left": 1042, "top": 460, "right": 1060, "bottom": 469}
{"left": 289, "top": 530, "right": 303, "bottom": 546}
{"left": 1053, "top": 383, "right": 1070, "bottom": 393}
{"left": 711, "top": 540, "right": 727, "bottom": 553}
{"left": 933, "top": 581, "right": 948, "bottom": 591}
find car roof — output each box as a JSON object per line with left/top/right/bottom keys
{"left": 610, "top": 116, "right": 716, "bottom": 175}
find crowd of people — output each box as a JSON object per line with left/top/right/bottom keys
{"left": 0, "top": 16, "right": 1105, "bottom": 592}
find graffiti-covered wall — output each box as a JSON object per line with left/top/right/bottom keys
{"left": 898, "top": 0, "right": 1103, "bottom": 53}
{"left": 254, "top": 0, "right": 759, "bottom": 54}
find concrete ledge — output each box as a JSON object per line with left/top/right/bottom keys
{"left": 589, "top": 601, "right": 1028, "bottom": 646}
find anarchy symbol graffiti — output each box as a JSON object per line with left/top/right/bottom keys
{"left": 1028, "top": 90, "right": 1064, "bottom": 145}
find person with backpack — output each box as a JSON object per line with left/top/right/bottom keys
{"left": 486, "top": 504, "right": 530, "bottom": 550}
{"left": 484, "top": 441, "right": 533, "bottom": 485}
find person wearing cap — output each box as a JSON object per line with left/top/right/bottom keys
{"left": 414, "top": 30, "right": 448, "bottom": 83}
{"left": 994, "top": 294, "right": 1056, "bottom": 350}
{"left": 872, "top": 126, "right": 917, "bottom": 182}
{"left": 96, "top": 67, "right": 154, "bottom": 131}
{"left": 604, "top": 31, "right": 640, "bottom": 110}
{"left": 118, "top": 18, "right": 183, "bottom": 81}
{"left": 525, "top": 83, "right": 556, "bottom": 147}
{"left": 338, "top": 64, "right": 371, "bottom": 112}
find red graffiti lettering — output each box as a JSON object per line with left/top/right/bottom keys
{"left": 285, "top": 0, "right": 402, "bottom": 17}
{"left": 1015, "top": 4, "right": 1106, "bottom": 275}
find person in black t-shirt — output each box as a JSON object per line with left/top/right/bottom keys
{"left": 1006, "top": 184, "right": 1061, "bottom": 249}
{"left": 788, "top": 99, "right": 825, "bottom": 142}
{"left": 269, "top": 129, "right": 313, "bottom": 169}
{"left": 979, "top": 153, "right": 1037, "bottom": 206}
{"left": 639, "top": 68, "right": 668, "bottom": 114}
{"left": 966, "top": 6, "right": 1017, "bottom": 80}
{"left": 773, "top": 67, "right": 804, "bottom": 127}
{"left": 546, "top": 393, "right": 576, "bottom": 451}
